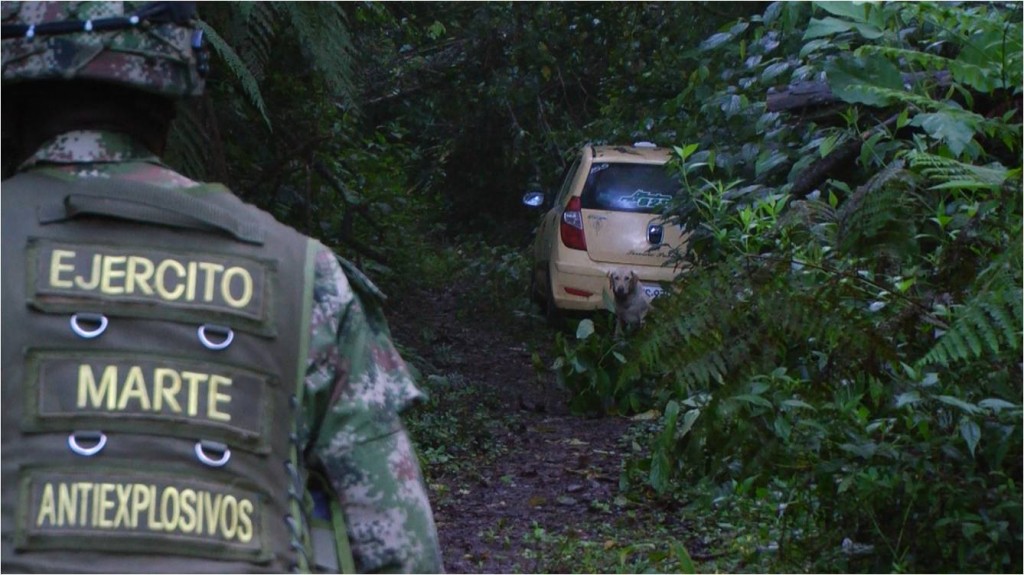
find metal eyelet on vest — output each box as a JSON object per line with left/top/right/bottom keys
{"left": 70, "top": 312, "right": 108, "bottom": 339}
{"left": 194, "top": 440, "right": 231, "bottom": 467}
{"left": 284, "top": 460, "right": 299, "bottom": 481}
{"left": 197, "top": 324, "right": 234, "bottom": 350}
{"left": 68, "top": 430, "right": 107, "bottom": 456}
{"left": 285, "top": 515, "right": 301, "bottom": 536}
{"left": 284, "top": 515, "right": 312, "bottom": 571}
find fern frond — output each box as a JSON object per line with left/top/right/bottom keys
{"left": 678, "top": 349, "right": 728, "bottom": 388}
{"left": 836, "top": 159, "right": 920, "bottom": 256}
{"left": 237, "top": 2, "right": 276, "bottom": 83}
{"left": 196, "top": 18, "right": 272, "bottom": 129}
{"left": 973, "top": 300, "right": 1003, "bottom": 354}
{"left": 636, "top": 253, "right": 868, "bottom": 394}
{"left": 919, "top": 286, "right": 1023, "bottom": 368}
{"left": 276, "top": 2, "right": 356, "bottom": 102}
{"left": 842, "top": 84, "right": 954, "bottom": 113}
{"left": 796, "top": 196, "right": 839, "bottom": 224}
{"left": 906, "top": 150, "right": 1009, "bottom": 191}
{"left": 636, "top": 262, "right": 748, "bottom": 392}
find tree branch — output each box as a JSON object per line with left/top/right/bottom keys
{"left": 789, "top": 114, "right": 900, "bottom": 201}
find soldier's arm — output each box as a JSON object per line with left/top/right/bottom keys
{"left": 301, "top": 246, "right": 443, "bottom": 573}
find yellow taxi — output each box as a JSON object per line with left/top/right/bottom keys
{"left": 523, "top": 142, "right": 691, "bottom": 323}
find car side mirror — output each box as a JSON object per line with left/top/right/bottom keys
{"left": 522, "top": 190, "right": 546, "bottom": 208}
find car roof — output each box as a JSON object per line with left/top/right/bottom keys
{"left": 588, "top": 143, "right": 671, "bottom": 164}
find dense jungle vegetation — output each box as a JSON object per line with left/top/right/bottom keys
{"left": 166, "top": 2, "right": 1022, "bottom": 572}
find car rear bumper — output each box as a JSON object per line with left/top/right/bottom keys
{"left": 550, "top": 258, "right": 681, "bottom": 311}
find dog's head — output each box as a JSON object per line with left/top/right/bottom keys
{"left": 608, "top": 268, "right": 639, "bottom": 301}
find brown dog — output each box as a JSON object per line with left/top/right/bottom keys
{"left": 608, "top": 268, "right": 651, "bottom": 336}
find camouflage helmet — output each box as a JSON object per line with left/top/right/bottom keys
{"left": 1, "top": 1, "right": 206, "bottom": 98}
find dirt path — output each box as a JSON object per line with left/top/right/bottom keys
{"left": 388, "top": 285, "right": 640, "bottom": 573}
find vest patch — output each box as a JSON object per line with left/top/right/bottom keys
{"left": 24, "top": 349, "right": 274, "bottom": 453}
{"left": 16, "top": 467, "right": 269, "bottom": 562}
{"left": 3, "top": 173, "right": 315, "bottom": 571}
{"left": 27, "top": 239, "right": 276, "bottom": 335}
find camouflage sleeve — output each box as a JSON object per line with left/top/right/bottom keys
{"left": 302, "top": 245, "right": 444, "bottom": 573}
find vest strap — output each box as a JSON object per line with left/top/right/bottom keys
{"left": 35, "top": 177, "right": 265, "bottom": 245}
{"left": 290, "top": 240, "right": 355, "bottom": 574}
{"left": 290, "top": 239, "right": 318, "bottom": 573}
{"left": 329, "top": 490, "right": 356, "bottom": 574}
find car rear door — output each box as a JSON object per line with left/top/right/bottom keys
{"left": 579, "top": 162, "right": 689, "bottom": 267}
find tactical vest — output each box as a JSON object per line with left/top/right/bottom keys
{"left": 1, "top": 171, "right": 346, "bottom": 573}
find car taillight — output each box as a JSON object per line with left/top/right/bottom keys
{"left": 560, "top": 196, "right": 587, "bottom": 251}
{"left": 564, "top": 286, "right": 594, "bottom": 297}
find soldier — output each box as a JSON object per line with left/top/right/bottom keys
{"left": 1, "top": 2, "right": 443, "bottom": 572}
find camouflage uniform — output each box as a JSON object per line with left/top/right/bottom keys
{"left": 11, "top": 130, "right": 444, "bottom": 574}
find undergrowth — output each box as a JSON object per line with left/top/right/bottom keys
{"left": 552, "top": 2, "right": 1022, "bottom": 573}
{"left": 395, "top": 238, "right": 536, "bottom": 481}
{"left": 405, "top": 373, "right": 514, "bottom": 480}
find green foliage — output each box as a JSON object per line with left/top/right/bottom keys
{"left": 553, "top": 1, "right": 1022, "bottom": 572}
{"left": 520, "top": 521, "right": 696, "bottom": 575}
{"left": 348, "top": 2, "right": 764, "bottom": 243}
{"left": 167, "top": 3, "right": 451, "bottom": 287}
{"left": 834, "top": 159, "right": 920, "bottom": 257}
{"left": 167, "top": 2, "right": 765, "bottom": 286}
{"left": 550, "top": 316, "right": 659, "bottom": 416}
{"left": 404, "top": 373, "right": 512, "bottom": 473}
{"left": 151, "top": 3, "right": 1021, "bottom": 570}
{"left": 456, "top": 241, "right": 534, "bottom": 318}
{"left": 193, "top": 18, "right": 271, "bottom": 128}
{"left": 274, "top": 2, "right": 355, "bottom": 101}
{"left": 921, "top": 252, "right": 1023, "bottom": 369}
{"left": 168, "top": 1, "right": 356, "bottom": 177}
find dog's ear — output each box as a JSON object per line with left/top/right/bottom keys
{"left": 629, "top": 271, "right": 639, "bottom": 287}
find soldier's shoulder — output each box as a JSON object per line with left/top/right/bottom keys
{"left": 335, "top": 255, "right": 386, "bottom": 305}
{"left": 309, "top": 244, "right": 386, "bottom": 306}
{"left": 93, "top": 162, "right": 202, "bottom": 189}
{"left": 20, "top": 161, "right": 201, "bottom": 189}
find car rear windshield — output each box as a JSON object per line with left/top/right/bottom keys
{"left": 580, "top": 163, "right": 682, "bottom": 213}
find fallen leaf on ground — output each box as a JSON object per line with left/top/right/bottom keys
{"left": 630, "top": 409, "right": 661, "bottom": 421}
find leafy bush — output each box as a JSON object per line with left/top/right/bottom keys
{"left": 456, "top": 240, "right": 535, "bottom": 319}
{"left": 550, "top": 317, "right": 644, "bottom": 415}
{"left": 554, "top": 2, "right": 1022, "bottom": 571}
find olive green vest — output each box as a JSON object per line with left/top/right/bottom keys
{"left": 1, "top": 171, "right": 342, "bottom": 573}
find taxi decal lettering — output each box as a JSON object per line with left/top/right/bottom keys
{"left": 625, "top": 189, "right": 673, "bottom": 209}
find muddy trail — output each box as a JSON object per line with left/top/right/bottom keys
{"left": 387, "top": 284, "right": 696, "bottom": 573}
